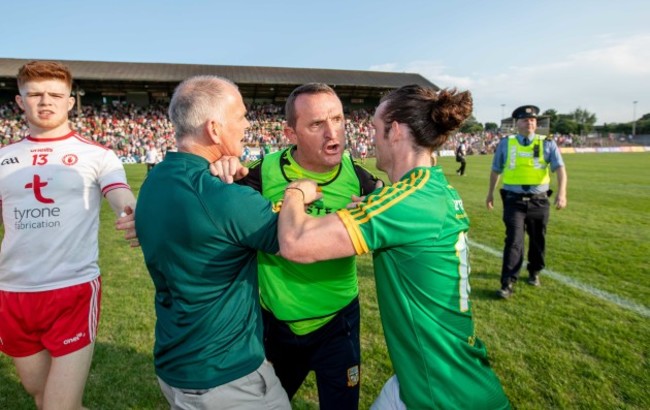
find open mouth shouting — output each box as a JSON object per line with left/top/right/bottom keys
{"left": 323, "top": 141, "right": 341, "bottom": 156}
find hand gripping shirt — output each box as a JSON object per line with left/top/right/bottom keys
{"left": 241, "top": 147, "right": 380, "bottom": 335}
{"left": 0, "top": 131, "right": 130, "bottom": 291}
{"left": 136, "top": 152, "right": 280, "bottom": 389}
{"left": 337, "top": 166, "right": 510, "bottom": 409}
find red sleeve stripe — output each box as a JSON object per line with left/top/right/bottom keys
{"left": 102, "top": 183, "right": 131, "bottom": 196}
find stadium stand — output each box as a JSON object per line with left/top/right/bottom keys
{"left": 0, "top": 57, "right": 436, "bottom": 109}
{"left": 1, "top": 58, "right": 643, "bottom": 161}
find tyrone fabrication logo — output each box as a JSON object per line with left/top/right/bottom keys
{"left": 14, "top": 174, "right": 61, "bottom": 230}
{"left": 25, "top": 174, "right": 54, "bottom": 204}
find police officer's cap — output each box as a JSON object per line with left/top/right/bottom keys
{"left": 512, "top": 105, "right": 540, "bottom": 119}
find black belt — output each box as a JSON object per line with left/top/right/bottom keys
{"left": 520, "top": 193, "right": 547, "bottom": 201}
{"left": 501, "top": 189, "right": 551, "bottom": 200}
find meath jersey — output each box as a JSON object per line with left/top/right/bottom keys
{"left": 242, "top": 147, "right": 379, "bottom": 335}
{"left": 0, "top": 131, "right": 129, "bottom": 291}
{"left": 337, "top": 166, "right": 510, "bottom": 409}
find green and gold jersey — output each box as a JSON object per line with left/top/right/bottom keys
{"left": 241, "top": 147, "right": 380, "bottom": 335}
{"left": 337, "top": 166, "right": 510, "bottom": 409}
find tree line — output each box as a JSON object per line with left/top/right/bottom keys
{"left": 459, "top": 108, "right": 650, "bottom": 136}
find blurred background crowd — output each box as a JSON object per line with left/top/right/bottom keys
{"left": 0, "top": 101, "right": 618, "bottom": 163}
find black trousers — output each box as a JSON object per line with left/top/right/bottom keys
{"left": 456, "top": 158, "right": 466, "bottom": 175}
{"left": 262, "top": 298, "right": 361, "bottom": 410}
{"left": 500, "top": 190, "right": 550, "bottom": 287}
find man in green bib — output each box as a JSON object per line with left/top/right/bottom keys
{"left": 237, "top": 83, "right": 381, "bottom": 409}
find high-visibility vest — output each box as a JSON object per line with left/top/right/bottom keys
{"left": 502, "top": 135, "right": 550, "bottom": 185}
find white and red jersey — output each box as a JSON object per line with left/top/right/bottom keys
{"left": 0, "top": 131, "right": 130, "bottom": 291}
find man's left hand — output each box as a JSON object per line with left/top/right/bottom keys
{"left": 116, "top": 206, "right": 139, "bottom": 247}
{"left": 210, "top": 156, "right": 249, "bottom": 184}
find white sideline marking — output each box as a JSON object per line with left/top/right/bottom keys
{"left": 469, "top": 240, "right": 650, "bottom": 318}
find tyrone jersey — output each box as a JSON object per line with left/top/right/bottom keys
{"left": 0, "top": 131, "right": 130, "bottom": 292}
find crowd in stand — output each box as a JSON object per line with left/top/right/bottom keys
{"left": 0, "top": 100, "right": 602, "bottom": 163}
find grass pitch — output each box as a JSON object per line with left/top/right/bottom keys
{"left": 1, "top": 152, "right": 648, "bottom": 409}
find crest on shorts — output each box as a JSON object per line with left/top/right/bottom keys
{"left": 347, "top": 365, "right": 360, "bottom": 387}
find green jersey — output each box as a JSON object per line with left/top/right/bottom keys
{"left": 241, "top": 147, "right": 380, "bottom": 334}
{"left": 337, "top": 166, "right": 510, "bottom": 409}
{"left": 136, "top": 152, "right": 279, "bottom": 389}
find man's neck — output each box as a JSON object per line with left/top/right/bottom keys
{"left": 29, "top": 124, "right": 72, "bottom": 140}
{"left": 387, "top": 150, "right": 433, "bottom": 184}
{"left": 177, "top": 137, "right": 221, "bottom": 162}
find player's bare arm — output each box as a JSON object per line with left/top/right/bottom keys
{"left": 278, "top": 179, "right": 356, "bottom": 264}
{"left": 105, "top": 187, "right": 136, "bottom": 217}
{"left": 107, "top": 188, "right": 138, "bottom": 247}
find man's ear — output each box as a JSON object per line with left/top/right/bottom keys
{"left": 284, "top": 123, "right": 297, "bottom": 144}
{"left": 67, "top": 96, "right": 75, "bottom": 112}
{"left": 15, "top": 95, "right": 24, "bottom": 110}
{"left": 207, "top": 120, "right": 222, "bottom": 145}
{"left": 389, "top": 120, "right": 402, "bottom": 143}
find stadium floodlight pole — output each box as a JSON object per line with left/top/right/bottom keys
{"left": 499, "top": 104, "right": 506, "bottom": 132}
{"left": 632, "top": 100, "right": 638, "bottom": 136}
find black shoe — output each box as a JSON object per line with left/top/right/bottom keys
{"left": 496, "top": 284, "right": 514, "bottom": 299}
{"left": 527, "top": 273, "right": 541, "bottom": 287}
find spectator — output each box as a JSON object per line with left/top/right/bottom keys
{"left": 455, "top": 139, "right": 467, "bottom": 175}
{"left": 143, "top": 143, "right": 159, "bottom": 173}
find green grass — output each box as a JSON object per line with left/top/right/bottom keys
{"left": 1, "top": 153, "right": 649, "bottom": 409}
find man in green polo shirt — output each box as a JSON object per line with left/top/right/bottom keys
{"left": 135, "top": 75, "right": 290, "bottom": 409}
{"left": 277, "top": 85, "right": 510, "bottom": 409}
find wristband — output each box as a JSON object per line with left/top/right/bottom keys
{"left": 285, "top": 186, "right": 305, "bottom": 201}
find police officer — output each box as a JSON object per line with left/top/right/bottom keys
{"left": 486, "top": 105, "right": 568, "bottom": 299}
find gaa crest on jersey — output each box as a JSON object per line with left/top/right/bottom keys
{"left": 347, "top": 365, "right": 360, "bottom": 387}
{"left": 62, "top": 154, "right": 79, "bottom": 166}
{"left": 1, "top": 157, "right": 19, "bottom": 166}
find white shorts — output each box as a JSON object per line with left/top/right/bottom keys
{"left": 158, "top": 360, "right": 290, "bottom": 410}
{"left": 370, "top": 375, "right": 407, "bottom": 410}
